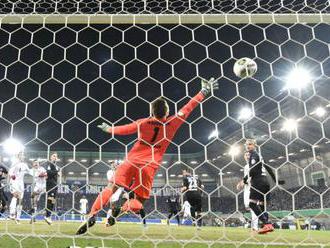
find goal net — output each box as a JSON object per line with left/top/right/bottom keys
{"left": 0, "top": 1, "right": 329, "bottom": 248}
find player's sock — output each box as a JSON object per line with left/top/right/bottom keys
{"left": 249, "top": 202, "right": 268, "bottom": 225}
{"left": 260, "top": 204, "right": 269, "bottom": 224}
{"left": 16, "top": 204, "right": 22, "bottom": 220}
{"left": 175, "top": 214, "right": 180, "bottom": 225}
{"left": 9, "top": 197, "right": 17, "bottom": 217}
{"left": 196, "top": 214, "right": 202, "bottom": 227}
{"left": 46, "top": 199, "right": 54, "bottom": 217}
{"left": 250, "top": 209, "right": 258, "bottom": 230}
{"left": 168, "top": 213, "right": 173, "bottom": 225}
{"left": 110, "top": 187, "right": 124, "bottom": 203}
{"left": 190, "top": 207, "right": 196, "bottom": 226}
{"left": 106, "top": 208, "right": 112, "bottom": 219}
{"left": 90, "top": 187, "right": 113, "bottom": 216}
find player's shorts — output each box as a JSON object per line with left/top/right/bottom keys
{"left": 185, "top": 191, "right": 202, "bottom": 212}
{"left": 33, "top": 185, "right": 46, "bottom": 194}
{"left": 113, "top": 161, "right": 157, "bottom": 199}
{"left": 250, "top": 176, "right": 270, "bottom": 202}
{"left": 80, "top": 209, "right": 87, "bottom": 215}
{"left": 10, "top": 182, "right": 24, "bottom": 197}
{"left": 46, "top": 185, "right": 58, "bottom": 199}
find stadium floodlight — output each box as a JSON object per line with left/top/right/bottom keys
{"left": 285, "top": 67, "right": 311, "bottom": 89}
{"left": 162, "top": 161, "right": 168, "bottom": 164}
{"left": 208, "top": 130, "right": 219, "bottom": 140}
{"left": 157, "top": 174, "right": 163, "bottom": 177}
{"left": 228, "top": 145, "right": 240, "bottom": 157}
{"left": 2, "top": 138, "right": 24, "bottom": 155}
{"left": 190, "top": 161, "right": 198, "bottom": 164}
{"left": 81, "top": 159, "right": 87, "bottom": 162}
{"left": 81, "top": 172, "right": 87, "bottom": 175}
{"left": 281, "top": 119, "right": 298, "bottom": 132}
{"left": 170, "top": 174, "right": 176, "bottom": 177}
{"left": 238, "top": 107, "right": 253, "bottom": 120}
{"left": 314, "top": 107, "right": 326, "bottom": 117}
{"left": 202, "top": 174, "right": 208, "bottom": 177}
{"left": 68, "top": 172, "right": 74, "bottom": 175}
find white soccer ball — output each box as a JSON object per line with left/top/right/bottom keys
{"left": 233, "top": 57, "right": 257, "bottom": 78}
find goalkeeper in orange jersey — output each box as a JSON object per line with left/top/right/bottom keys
{"left": 76, "top": 78, "right": 218, "bottom": 235}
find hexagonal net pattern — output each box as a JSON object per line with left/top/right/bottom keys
{"left": 0, "top": 3, "right": 330, "bottom": 248}
{"left": 0, "top": 0, "right": 329, "bottom": 14}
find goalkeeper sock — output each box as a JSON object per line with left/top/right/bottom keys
{"left": 90, "top": 187, "right": 113, "bottom": 216}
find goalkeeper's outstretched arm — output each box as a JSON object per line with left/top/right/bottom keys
{"left": 97, "top": 121, "right": 139, "bottom": 135}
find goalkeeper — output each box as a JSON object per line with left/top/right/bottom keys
{"left": 76, "top": 78, "right": 218, "bottom": 235}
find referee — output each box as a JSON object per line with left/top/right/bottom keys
{"left": 44, "top": 152, "right": 60, "bottom": 225}
{"left": 181, "top": 170, "right": 204, "bottom": 228}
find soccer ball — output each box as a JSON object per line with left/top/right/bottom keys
{"left": 233, "top": 57, "right": 257, "bottom": 78}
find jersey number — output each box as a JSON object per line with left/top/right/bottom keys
{"left": 151, "top": 127, "right": 160, "bottom": 143}
{"left": 188, "top": 177, "right": 198, "bottom": 190}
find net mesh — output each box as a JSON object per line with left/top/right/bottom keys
{"left": 0, "top": 1, "right": 330, "bottom": 248}
{"left": 0, "top": 0, "right": 329, "bottom": 14}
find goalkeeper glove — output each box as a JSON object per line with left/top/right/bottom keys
{"left": 97, "top": 122, "right": 111, "bottom": 132}
{"left": 201, "top": 77, "right": 219, "bottom": 96}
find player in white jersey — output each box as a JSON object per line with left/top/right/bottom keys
{"left": 181, "top": 200, "right": 191, "bottom": 224}
{"left": 79, "top": 195, "right": 89, "bottom": 221}
{"left": 29, "top": 160, "right": 47, "bottom": 223}
{"left": 241, "top": 151, "right": 258, "bottom": 231}
{"left": 8, "top": 152, "right": 31, "bottom": 223}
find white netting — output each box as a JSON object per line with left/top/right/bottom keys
{"left": 0, "top": 0, "right": 329, "bottom": 14}
{"left": 0, "top": 1, "right": 330, "bottom": 248}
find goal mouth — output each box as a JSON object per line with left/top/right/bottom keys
{"left": 0, "top": 0, "right": 329, "bottom": 247}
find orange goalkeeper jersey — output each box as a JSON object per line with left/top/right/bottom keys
{"left": 105, "top": 92, "right": 205, "bottom": 169}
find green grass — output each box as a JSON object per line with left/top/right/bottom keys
{"left": 0, "top": 220, "right": 329, "bottom": 248}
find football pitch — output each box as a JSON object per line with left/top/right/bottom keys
{"left": 0, "top": 221, "right": 329, "bottom": 248}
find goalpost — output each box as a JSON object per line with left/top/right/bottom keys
{"left": 0, "top": 0, "right": 329, "bottom": 247}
